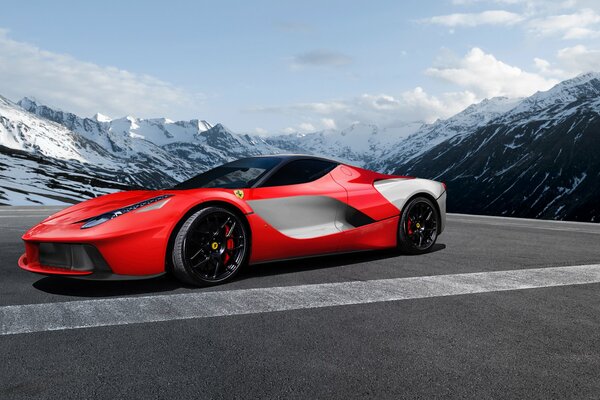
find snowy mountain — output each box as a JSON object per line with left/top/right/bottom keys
{"left": 266, "top": 121, "right": 423, "bottom": 166}
{"left": 18, "top": 97, "right": 279, "bottom": 169}
{"left": 369, "top": 96, "right": 522, "bottom": 173}
{"left": 0, "top": 145, "right": 135, "bottom": 205}
{"left": 386, "top": 72, "right": 600, "bottom": 222}
{"left": 2, "top": 72, "right": 599, "bottom": 222}
{"left": 19, "top": 97, "right": 213, "bottom": 150}
{"left": 0, "top": 97, "right": 282, "bottom": 205}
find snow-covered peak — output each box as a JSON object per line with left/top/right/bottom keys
{"left": 538, "top": 72, "right": 600, "bottom": 100}
{"left": 191, "top": 119, "right": 213, "bottom": 131}
{"left": 16, "top": 98, "right": 215, "bottom": 148}
{"left": 460, "top": 96, "right": 522, "bottom": 119}
{"left": 0, "top": 95, "right": 13, "bottom": 107}
{"left": 93, "top": 112, "right": 111, "bottom": 122}
{"left": 559, "top": 71, "right": 600, "bottom": 87}
{"left": 368, "top": 96, "right": 523, "bottom": 173}
{"left": 266, "top": 120, "right": 423, "bottom": 165}
{"left": 509, "top": 71, "right": 600, "bottom": 117}
{"left": 426, "top": 96, "right": 522, "bottom": 134}
{"left": 17, "top": 97, "right": 39, "bottom": 110}
{"left": 1, "top": 95, "right": 110, "bottom": 163}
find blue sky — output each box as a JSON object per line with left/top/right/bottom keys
{"left": 0, "top": 0, "right": 599, "bottom": 134}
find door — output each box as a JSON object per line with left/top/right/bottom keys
{"left": 246, "top": 159, "right": 347, "bottom": 261}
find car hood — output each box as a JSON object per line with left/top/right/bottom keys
{"left": 42, "top": 190, "right": 172, "bottom": 225}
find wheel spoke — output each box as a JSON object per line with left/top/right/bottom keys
{"left": 425, "top": 210, "right": 433, "bottom": 221}
{"left": 211, "top": 256, "right": 220, "bottom": 278}
{"left": 190, "top": 247, "right": 206, "bottom": 260}
{"left": 191, "top": 255, "right": 210, "bottom": 269}
{"left": 220, "top": 217, "right": 231, "bottom": 231}
{"left": 226, "top": 221, "right": 236, "bottom": 237}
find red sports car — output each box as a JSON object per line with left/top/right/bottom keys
{"left": 19, "top": 155, "right": 446, "bottom": 286}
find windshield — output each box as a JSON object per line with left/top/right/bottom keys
{"left": 171, "top": 157, "right": 283, "bottom": 189}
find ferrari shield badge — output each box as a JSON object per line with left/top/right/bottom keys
{"left": 234, "top": 189, "right": 244, "bottom": 199}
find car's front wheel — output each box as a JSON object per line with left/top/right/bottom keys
{"left": 171, "top": 206, "right": 249, "bottom": 286}
{"left": 397, "top": 196, "right": 439, "bottom": 254}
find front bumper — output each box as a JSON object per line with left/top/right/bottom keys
{"left": 18, "top": 241, "right": 165, "bottom": 280}
{"left": 19, "top": 242, "right": 110, "bottom": 277}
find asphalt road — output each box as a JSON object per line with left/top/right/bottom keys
{"left": 1, "top": 206, "right": 600, "bottom": 399}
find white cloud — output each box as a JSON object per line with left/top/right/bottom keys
{"left": 533, "top": 57, "right": 570, "bottom": 78}
{"left": 290, "top": 50, "right": 353, "bottom": 68}
{"left": 424, "top": 10, "right": 525, "bottom": 27}
{"left": 321, "top": 118, "right": 337, "bottom": 129}
{"left": 298, "top": 122, "right": 316, "bottom": 132}
{"left": 357, "top": 90, "right": 477, "bottom": 123}
{"left": 252, "top": 47, "right": 571, "bottom": 134}
{"left": 451, "top": 0, "right": 581, "bottom": 12}
{"left": 251, "top": 88, "right": 477, "bottom": 132}
{"left": 254, "top": 127, "right": 268, "bottom": 135}
{"left": 452, "top": 0, "right": 529, "bottom": 4}
{"left": 249, "top": 101, "right": 348, "bottom": 116}
{"left": 426, "top": 47, "right": 558, "bottom": 98}
{"left": 528, "top": 8, "right": 600, "bottom": 39}
{"left": 429, "top": 2, "right": 600, "bottom": 40}
{"left": 0, "top": 29, "right": 202, "bottom": 119}
{"left": 556, "top": 44, "right": 600, "bottom": 72}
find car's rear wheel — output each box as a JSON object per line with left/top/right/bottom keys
{"left": 398, "top": 196, "right": 439, "bottom": 254}
{"left": 171, "top": 206, "right": 249, "bottom": 286}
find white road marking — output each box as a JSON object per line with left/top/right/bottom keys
{"left": 2, "top": 264, "right": 600, "bottom": 336}
{"left": 450, "top": 219, "right": 600, "bottom": 235}
{"left": 0, "top": 215, "right": 51, "bottom": 218}
{"left": 449, "top": 213, "right": 598, "bottom": 226}
{"left": 448, "top": 215, "right": 600, "bottom": 235}
{"left": 0, "top": 209, "right": 60, "bottom": 212}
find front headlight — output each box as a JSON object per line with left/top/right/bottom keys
{"left": 81, "top": 195, "right": 172, "bottom": 229}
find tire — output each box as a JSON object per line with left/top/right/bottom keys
{"left": 397, "top": 196, "right": 439, "bottom": 255}
{"left": 171, "top": 206, "right": 249, "bottom": 286}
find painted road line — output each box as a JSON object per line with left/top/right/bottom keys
{"left": 448, "top": 213, "right": 600, "bottom": 227}
{"left": 2, "top": 264, "right": 600, "bottom": 336}
{"left": 449, "top": 219, "right": 600, "bottom": 235}
{"left": 0, "top": 215, "right": 52, "bottom": 218}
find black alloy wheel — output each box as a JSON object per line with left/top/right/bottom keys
{"left": 172, "top": 206, "right": 249, "bottom": 286}
{"left": 398, "top": 197, "right": 439, "bottom": 254}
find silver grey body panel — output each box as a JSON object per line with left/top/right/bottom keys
{"left": 247, "top": 195, "right": 376, "bottom": 239}
{"left": 437, "top": 191, "right": 446, "bottom": 234}
{"left": 247, "top": 195, "right": 345, "bottom": 239}
{"left": 247, "top": 177, "right": 447, "bottom": 239}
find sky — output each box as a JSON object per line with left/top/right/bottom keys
{"left": 0, "top": 0, "right": 599, "bottom": 135}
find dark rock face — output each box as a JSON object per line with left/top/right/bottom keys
{"left": 390, "top": 74, "right": 600, "bottom": 222}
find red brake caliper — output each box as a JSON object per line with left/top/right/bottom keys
{"left": 407, "top": 217, "right": 413, "bottom": 235}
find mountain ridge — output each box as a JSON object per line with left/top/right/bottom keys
{"left": 388, "top": 72, "right": 600, "bottom": 222}
{"left": 1, "top": 72, "right": 599, "bottom": 222}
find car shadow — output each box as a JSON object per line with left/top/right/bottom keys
{"left": 32, "top": 274, "right": 183, "bottom": 298}
{"left": 237, "top": 243, "right": 446, "bottom": 280}
{"left": 32, "top": 243, "right": 445, "bottom": 297}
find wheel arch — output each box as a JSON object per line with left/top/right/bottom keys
{"left": 399, "top": 192, "right": 443, "bottom": 238}
{"left": 164, "top": 200, "right": 252, "bottom": 273}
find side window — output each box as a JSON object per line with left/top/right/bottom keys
{"left": 260, "top": 159, "right": 338, "bottom": 187}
